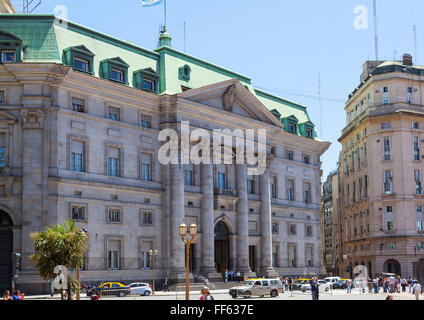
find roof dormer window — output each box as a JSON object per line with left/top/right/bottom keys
{"left": 100, "top": 57, "right": 129, "bottom": 85}
{"left": 63, "top": 45, "right": 95, "bottom": 75}
{"left": 1, "top": 50, "right": 16, "bottom": 63}
{"left": 133, "top": 68, "right": 159, "bottom": 93}
{"left": 73, "top": 57, "right": 89, "bottom": 73}
{"left": 0, "top": 31, "right": 23, "bottom": 63}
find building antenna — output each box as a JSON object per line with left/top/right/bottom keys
{"left": 318, "top": 72, "right": 323, "bottom": 138}
{"left": 373, "top": 0, "right": 379, "bottom": 60}
{"left": 413, "top": 25, "right": 418, "bottom": 63}
{"left": 182, "top": 21, "right": 186, "bottom": 53}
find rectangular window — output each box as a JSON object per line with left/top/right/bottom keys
{"left": 110, "top": 68, "right": 124, "bottom": 82}
{"left": 141, "top": 153, "right": 152, "bottom": 182}
{"left": 384, "top": 206, "right": 395, "bottom": 231}
{"left": 272, "top": 246, "right": 278, "bottom": 268}
{"left": 108, "top": 209, "right": 121, "bottom": 223}
{"left": 305, "top": 129, "right": 313, "bottom": 138}
{"left": 270, "top": 176, "right": 277, "bottom": 199}
{"left": 288, "top": 244, "right": 297, "bottom": 267}
{"left": 381, "top": 122, "right": 391, "bottom": 129}
{"left": 0, "top": 133, "right": 6, "bottom": 168}
{"left": 357, "top": 148, "right": 361, "bottom": 170}
{"left": 140, "top": 240, "right": 153, "bottom": 269}
{"left": 364, "top": 175, "right": 368, "bottom": 198}
{"left": 352, "top": 181, "right": 356, "bottom": 203}
{"left": 108, "top": 147, "right": 120, "bottom": 177}
{"left": 108, "top": 107, "right": 120, "bottom": 121}
{"left": 382, "top": 86, "right": 390, "bottom": 104}
{"left": 414, "top": 137, "right": 420, "bottom": 161}
{"left": 1, "top": 50, "right": 16, "bottom": 63}
{"left": 408, "top": 87, "right": 413, "bottom": 104}
{"left": 417, "top": 206, "right": 423, "bottom": 231}
{"left": 71, "top": 140, "right": 84, "bottom": 172}
{"left": 289, "top": 223, "right": 296, "bottom": 235}
{"left": 142, "top": 212, "right": 153, "bottom": 225}
{"left": 286, "top": 150, "right": 294, "bottom": 161}
{"left": 383, "top": 170, "right": 393, "bottom": 195}
{"left": 184, "top": 166, "right": 194, "bottom": 186}
{"left": 142, "top": 79, "right": 155, "bottom": 92}
{"left": 287, "top": 179, "right": 295, "bottom": 201}
{"left": 364, "top": 143, "right": 368, "bottom": 166}
{"left": 247, "top": 178, "right": 255, "bottom": 195}
{"left": 272, "top": 223, "right": 279, "bottom": 234}
{"left": 288, "top": 122, "right": 297, "bottom": 133}
{"left": 108, "top": 240, "right": 120, "bottom": 270}
{"left": 0, "top": 91, "right": 4, "bottom": 105}
{"left": 387, "top": 242, "right": 396, "bottom": 249}
{"left": 305, "top": 246, "right": 313, "bottom": 267}
{"left": 413, "top": 122, "right": 420, "bottom": 129}
{"left": 303, "top": 155, "right": 310, "bottom": 165}
{"left": 72, "top": 98, "right": 85, "bottom": 113}
{"left": 305, "top": 225, "right": 313, "bottom": 236}
{"left": 140, "top": 114, "right": 152, "bottom": 128}
{"left": 72, "top": 206, "right": 85, "bottom": 221}
{"left": 415, "top": 170, "right": 422, "bottom": 195}
{"left": 73, "top": 57, "right": 89, "bottom": 72}
{"left": 383, "top": 136, "right": 392, "bottom": 161}
{"left": 304, "top": 182, "right": 311, "bottom": 204}
{"left": 217, "top": 172, "right": 227, "bottom": 189}
{"left": 358, "top": 177, "right": 363, "bottom": 201}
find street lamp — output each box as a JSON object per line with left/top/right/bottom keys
{"left": 149, "top": 249, "right": 159, "bottom": 295}
{"left": 179, "top": 223, "right": 198, "bottom": 301}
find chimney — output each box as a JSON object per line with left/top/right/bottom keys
{"left": 403, "top": 54, "right": 413, "bottom": 66}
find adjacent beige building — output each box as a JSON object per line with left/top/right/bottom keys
{"left": 338, "top": 54, "right": 424, "bottom": 280}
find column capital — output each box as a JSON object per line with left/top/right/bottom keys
{"left": 20, "top": 109, "right": 45, "bottom": 129}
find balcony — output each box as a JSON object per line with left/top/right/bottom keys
{"left": 214, "top": 188, "right": 236, "bottom": 197}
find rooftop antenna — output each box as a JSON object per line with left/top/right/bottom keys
{"left": 22, "top": 0, "right": 41, "bottom": 13}
{"left": 373, "top": 0, "right": 379, "bottom": 60}
{"left": 318, "top": 72, "right": 323, "bottom": 138}
{"left": 182, "top": 21, "right": 186, "bottom": 53}
{"left": 413, "top": 25, "right": 418, "bottom": 63}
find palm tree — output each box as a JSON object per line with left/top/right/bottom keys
{"left": 30, "top": 220, "right": 87, "bottom": 300}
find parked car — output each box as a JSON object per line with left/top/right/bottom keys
{"left": 333, "top": 279, "right": 350, "bottom": 289}
{"left": 300, "top": 280, "right": 331, "bottom": 293}
{"left": 128, "top": 282, "right": 152, "bottom": 296}
{"left": 324, "top": 276, "right": 341, "bottom": 288}
{"left": 229, "top": 278, "right": 284, "bottom": 298}
{"left": 87, "top": 282, "right": 130, "bottom": 297}
{"left": 292, "top": 279, "right": 311, "bottom": 290}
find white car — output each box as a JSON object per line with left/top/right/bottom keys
{"left": 128, "top": 282, "right": 152, "bottom": 296}
{"left": 300, "top": 280, "right": 331, "bottom": 293}
{"left": 324, "top": 276, "right": 341, "bottom": 288}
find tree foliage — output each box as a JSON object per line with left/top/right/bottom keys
{"left": 30, "top": 220, "right": 87, "bottom": 280}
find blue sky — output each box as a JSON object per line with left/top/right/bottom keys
{"left": 18, "top": 0, "right": 424, "bottom": 179}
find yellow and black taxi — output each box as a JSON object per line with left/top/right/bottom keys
{"left": 292, "top": 278, "right": 311, "bottom": 290}
{"left": 87, "top": 282, "right": 131, "bottom": 297}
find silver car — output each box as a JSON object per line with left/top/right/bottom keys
{"left": 229, "top": 279, "right": 284, "bottom": 298}
{"left": 128, "top": 282, "right": 152, "bottom": 296}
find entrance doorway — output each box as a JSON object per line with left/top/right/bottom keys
{"left": 0, "top": 211, "right": 13, "bottom": 294}
{"left": 384, "top": 259, "right": 401, "bottom": 275}
{"left": 214, "top": 221, "right": 230, "bottom": 277}
{"left": 249, "top": 246, "right": 256, "bottom": 273}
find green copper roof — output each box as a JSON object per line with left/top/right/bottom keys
{"left": 0, "top": 14, "right": 320, "bottom": 140}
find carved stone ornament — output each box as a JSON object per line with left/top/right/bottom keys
{"left": 223, "top": 84, "right": 236, "bottom": 112}
{"left": 20, "top": 109, "right": 45, "bottom": 129}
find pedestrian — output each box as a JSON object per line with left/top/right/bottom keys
{"left": 90, "top": 290, "right": 100, "bottom": 300}
{"left": 202, "top": 287, "right": 214, "bottom": 300}
{"left": 50, "top": 280, "right": 55, "bottom": 297}
{"left": 408, "top": 277, "right": 413, "bottom": 293}
{"left": 199, "top": 287, "right": 209, "bottom": 300}
{"left": 163, "top": 277, "right": 169, "bottom": 292}
{"left": 386, "top": 295, "right": 394, "bottom": 300}
{"left": 413, "top": 282, "right": 422, "bottom": 300}
{"left": 12, "top": 290, "right": 22, "bottom": 300}
{"left": 3, "top": 290, "right": 12, "bottom": 300}
{"left": 347, "top": 279, "right": 352, "bottom": 294}
{"left": 401, "top": 278, "right": 407, "bottom": 292}
{"left": 288, "top": 277, "right": 293, "bottom": 292}
{"left": 224, "top": 269, "right": 229, "bottom": 283}
{"left": 373, "top": 277, "right": 379, "bottom": 294}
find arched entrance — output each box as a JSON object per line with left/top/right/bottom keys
{"left": 0, "top": 211, "right": 13, "bottom": 294}
{"left": 214, "top": 221, "right": 230, "bottom": 277}
{"left": 384, "top": 259, "right": 401, "bottom": 275}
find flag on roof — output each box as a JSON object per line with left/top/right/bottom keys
{"left": 141, "top": 0, "right": 163, "bottom": 6}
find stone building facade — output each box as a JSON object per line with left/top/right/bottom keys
{"left": 0, "top": 15, "right": 329, "bottom": 294}
{"left": 337, "top": 54, "right": 424, "bottom": 280}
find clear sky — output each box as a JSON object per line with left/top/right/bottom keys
{"left": 14, "top": 0, "right": 424, "bottom": 180}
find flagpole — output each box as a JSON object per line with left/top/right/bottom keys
{"left": 164, "top": 0, "right": 167, "bottom": 30}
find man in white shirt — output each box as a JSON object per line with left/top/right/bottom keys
{"left": 413, "top": 282, "right": 422, "bottom": 300}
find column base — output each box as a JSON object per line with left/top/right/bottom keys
{"left": 259, "top": 267, "right": 279, "bottom": 278}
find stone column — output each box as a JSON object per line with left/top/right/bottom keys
{"left": 259, "top": 170, "right": 278, "bottom": 277}
{"left": 20, "top": 109, "right": 46, "bottom": 270}
{"left": 236, "top": 164, "right": 252, "bottom": 275}
{"left": 200, "top": 163, "right": 221, "bottom": 280}
{"left": 170, "top": 162, "right": 185, "bottom": 275}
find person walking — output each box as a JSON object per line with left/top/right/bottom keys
{"left": 413, "top": 282, "right": 422, "bottom": 300}
{"left": 90, "top": 290, "right": 100, "bottom": 300}
{"left": 408, "top": 278, "right": 413, "bottom": 293}
{"left": 3, "top": 290, "right": 12, "bottom": 300}
{"left": 163, "top": 277, "right": 170, "bottom": 292}
{"left": 310, "top": 278, "right": 316, "bottom": 300}
{"left": 373, "top": 277, "right": 379, "bottom": 294}
{"left": 288, "top": 277, "right": 293, "bottom": 292}
{"left": 50, "top": 280, "right": 55, "bottom": 297}
{"left": 200, "top": 287, "right": 214, "bottom": 301}
{"left": 224, "top": 270, "right": 229, "bottom": 283}
{"left": 401, "top": 278, "right": 407, "bottom": 292}
{"left": 347, "top": 279, "right": 352, "bottom": 294}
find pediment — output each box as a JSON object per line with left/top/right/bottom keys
{"left": 108, "top": 57, "right": 129, "bottom": 67}
{"left": 71, "top": 45, "right": 95, "bottom": 56}
{"left": 177, "top": 79, "right": 284, "bottom": 128}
